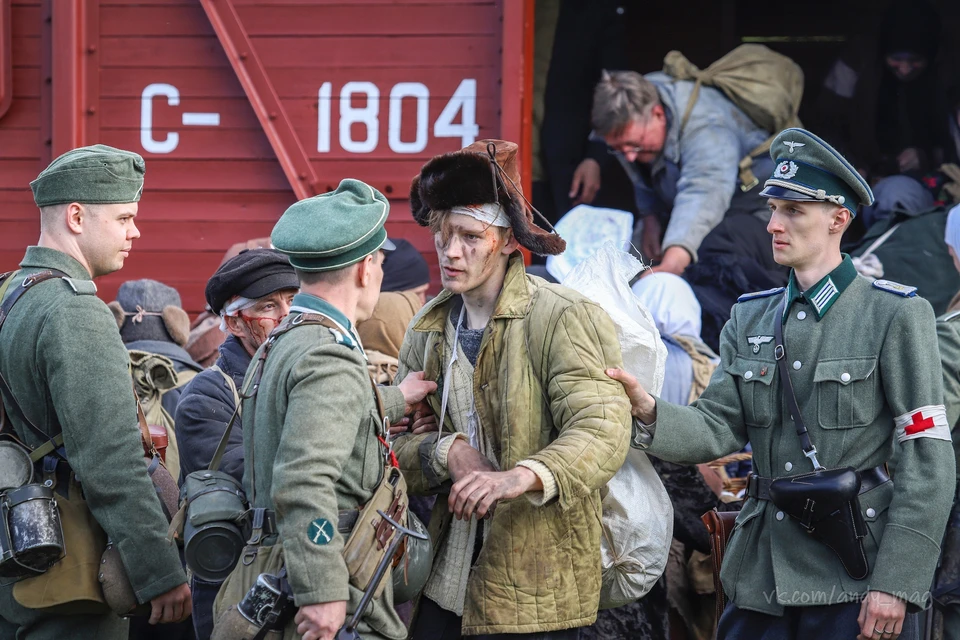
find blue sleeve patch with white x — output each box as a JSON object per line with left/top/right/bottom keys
{"left": 308, "top": 518, "right": 334, "bottom": 546}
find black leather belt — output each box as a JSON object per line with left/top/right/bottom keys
{"left": 747, "top": 465, "right": 889, "bottom": 501}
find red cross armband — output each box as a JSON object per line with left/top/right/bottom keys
{"left": 895, "top": 405, "right": 952, "bottom": 444}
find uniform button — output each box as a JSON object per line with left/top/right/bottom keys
{"left": 865, "top": 508, "right": 876, "bottom": 518}
{"left": 784, "top": 462, "right": 793, "bottom": 471}
{"left": 744, "top": 370, "right": 754, "bottom": 380}
{"left": 840, "top": 372, "right": 851, "bottom": 383}
{"left": 797, "top": 311, "right": 807, "bottom": 320}
{"left": 776, "top": 511, "right": 785, "bottom": 521}
{"left": 793, "top": 360, "right": 802, "bottom": 370}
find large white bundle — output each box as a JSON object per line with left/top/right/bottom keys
{"left": 562, "top": 243, "right": 673, "bottom": 608}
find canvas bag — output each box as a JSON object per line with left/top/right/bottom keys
{"left": 129, "top": 349, "right": 196, "bottom": 482}
{"left": 562, "top": 244, "right": 674, "bottom": 608}
{"left": 664, "top": 43, "right": 804, "bottom": 191}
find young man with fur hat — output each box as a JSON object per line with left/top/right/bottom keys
{"left": 392, "top": 140, "right": 631, "bottom": 638}
{"left": 174, "top": 248, "right": 298, "bottom": 640}
{"left": 0, "top": 145, "right": 190, "bottom": 637}
{"left": 610, "top": 129, "right": 955, "bottom": 640}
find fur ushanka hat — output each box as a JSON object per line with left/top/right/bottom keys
{"left": 410, "top": 139, "right": 566, "bottom": 256}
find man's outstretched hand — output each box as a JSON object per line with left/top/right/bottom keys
{"left": 606, "top": 367, "right": 657, "bottom": 424}
{"left": 397, "top": 371, "right": 438, "bottom": 415}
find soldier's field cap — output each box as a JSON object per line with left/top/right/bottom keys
{"left": 760, "top": 128, "right": 874, "bottom": 216}
{"left": 30, "top": 144, "right": 146, "bottom": 207}
{"left": 271, "top": 179, "right": 396, "bottom": 272}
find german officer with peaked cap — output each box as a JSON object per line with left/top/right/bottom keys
{"left": 213, "top": 179, "right": 436, "bottom": 640}
{"left": 0, "top": 145, "right": 190, "bottom": 638}
{"left": 609, "top": 129, "right": 955, "bottom": 640}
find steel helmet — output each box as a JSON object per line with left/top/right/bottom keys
{"left": 391, "top": 510, "right": 433, "bottom": 603}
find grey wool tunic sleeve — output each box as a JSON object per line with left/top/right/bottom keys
{"left": 38, "top": 294, "right": 187, "bottom": 601}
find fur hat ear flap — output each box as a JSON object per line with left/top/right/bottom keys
{"left": 409, "top": 175, "right": 430, "bottom": 227}
{"left": 500, "top": 197, "right": 567, "bottom": 256}
{"left": 161, "top": 306, "right": 191, "bottom": 347}
{"left": 107, "top": 301, "right": 125, "bottom": 330}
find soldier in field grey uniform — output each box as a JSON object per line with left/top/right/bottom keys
{"left": 213, "top": 179, "right": 436, "bottom": 640}
{"left": 609, "top": 129, "right": 954, "bottom": 640}
{"left": 0, "top": 145, "right": 190, "bottom": 638}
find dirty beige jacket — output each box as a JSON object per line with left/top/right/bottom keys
{"left": 393, "top": 253, "right": 631, "bottom": 635}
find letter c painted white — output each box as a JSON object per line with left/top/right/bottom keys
{"left": 141, "top": 83, "right": 180, "bottom": 154}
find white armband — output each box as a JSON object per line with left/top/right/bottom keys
{"left": 895, "top": 405, "right": 951, "bottom": 444}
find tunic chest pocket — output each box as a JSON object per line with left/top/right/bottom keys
{"left": 814, "top": 357, "right": 880, "bottom": 429}
{"left": 727, "top": 356, "right": 776, "bottom": 428}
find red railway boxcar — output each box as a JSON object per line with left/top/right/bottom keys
{"left": 1, "top": 0, "right": 534, "bottom": 313}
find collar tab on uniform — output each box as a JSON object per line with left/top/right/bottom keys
{"left": 288, "top": 293, "right": 366, "bottom": 354}
{"left": 784, "top": 255, "right": 858, "bottom": 320}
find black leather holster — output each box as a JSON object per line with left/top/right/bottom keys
{"left": 765, "top": 296, "right": 881, "bottom": 582}
{"left": 767, "top": 467, "right": 869, "bottom": 580}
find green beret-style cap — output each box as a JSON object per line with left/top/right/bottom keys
{"left": 30, "top": 144, "right": 146, "bottom": 207}
{"left": 272, "top": 179, "right": 395, "bottom": 272}
{"left": 760, "top": 128, "right": 874, "bottom": 216}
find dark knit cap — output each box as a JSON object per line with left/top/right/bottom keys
{"left": 382, "top": 239, "right": 430, "bottom": 292}
{"left": 205, "top": 249, "right": 299, "bottom": 315}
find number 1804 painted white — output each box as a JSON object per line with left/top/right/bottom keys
{"left": 317, "top": 79, "right": 479, "bottom": 154}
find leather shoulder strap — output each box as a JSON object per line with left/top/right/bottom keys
{"left": 0, "top": 270, "right": 64, "bottom": 328}
{"left": 207, "top": 399, "right": 242, "bottom": 472}
{"left": 774, "top": 295, "right": 823, "bottom": 471}
{"left": 239, "top": 311, "right": 380, "bottom": 500}
{"left": 0, "top": 270, "right": 69, "bottom": 459}
{"left": 134, "top": 383, "right": 157, "bottom": 457}
{"left": 291, "top": 313, "right": 391, "bottom": 432}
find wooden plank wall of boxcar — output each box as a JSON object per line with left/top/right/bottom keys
{"left": 2, "top": 0, "right": 42, "bottom": 282}
{"left": 1, "top": 0, "right": 505, "bottom": 314}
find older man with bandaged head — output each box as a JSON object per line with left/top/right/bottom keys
{"left": 174, "top": 248, "right": 299, "bottom": 640}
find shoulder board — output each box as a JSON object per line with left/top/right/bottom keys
{"left": 939, "top": 310, "right": 960, "bottom": 323}
{"left": 327, "top": 327, "right": 357, "bottom": 350}
{"left": 61, "top": 277, "right": 97, "bottom": 296}
{"left": 872, "top": 279, "right": 917, "bottom": 298}
{"left": 737, "top": 287, "right": 785, "bottom": 303}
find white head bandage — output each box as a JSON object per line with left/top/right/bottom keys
{"left": 219, "top": 296, "right": 257, "bottom": 332}
{"left": 448, "top": 203, "right": 510, "bottom": 228}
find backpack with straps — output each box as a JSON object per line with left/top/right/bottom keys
{"left": 664, "top": 43, "right": 804, "bottom": 191}
{"left": 128, "top": 349, "right": 196, "bottom": 484}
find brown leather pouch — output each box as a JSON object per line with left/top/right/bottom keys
{"left": 341, "top": 465, "right": 408, "bottom": 599}
{"left": 701, "top": 508, "right": 739, "bottom": 624}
